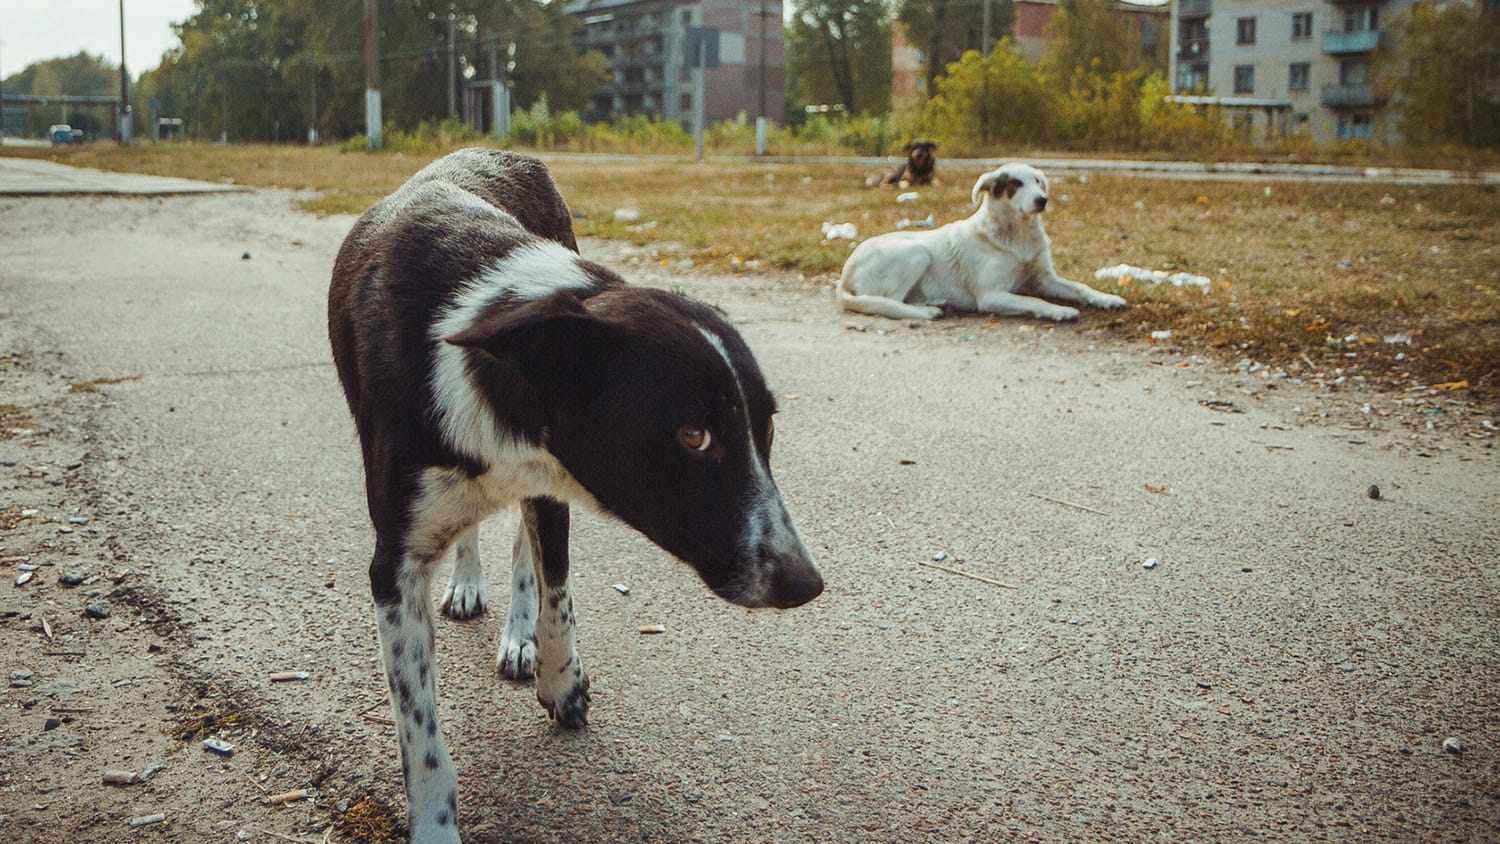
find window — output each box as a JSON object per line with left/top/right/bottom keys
{"left": 1234, "top": 65, "right": 1255, "bottom": 94}
{"left": 1292, "top": 12, "right": 1313, "bottom": 40}
{"left": 1289, "top": 62, "right": 1310, "bottom": 91}
{"left": 1340, "top": 59, "right": 1370, "bottom": 86}
{"left": 1177, "top": 63, "right": 1208, "bottom": 92}
{"left": 1338, "top": 112, "right": 1374, "bottom": 140}
{"left": 1237, "top": 17, "right": 1257, "bottom": 45}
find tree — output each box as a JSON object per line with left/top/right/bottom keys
{"left": 918, "top": 42, "right": 1052, "bottom": 147}
{"left": 1040, "top": 0, "right": 1163, "bottom": 82}
{"left": 4, "top": 52, "right": 120, "bottom": 137}
{"left": 897, "top": 0, "right": 1014, "bottom": 98}
{"left": 785, "top": 0, "right": 892, "bottom": 117}
{"left": 1379, "top": 0, "right": 1500, "bottom": 148}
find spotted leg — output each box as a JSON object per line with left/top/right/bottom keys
{"left": 373, "top": 542, "right": 461, "bottom": 843}
{"left": 524, "top": 497, "right": 591, "bottom": 727}
{"left": 496, "top": 512, "right": 538, "bottom": 680}
{"left": 439, "top": 525, "right": 487, "bottom": 620}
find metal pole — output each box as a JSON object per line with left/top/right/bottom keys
{"left": 758, "top": 0, "right": 767, "bottom": 120}
{"left": 364, "top": 0, "right": 382, "bottom": 149}
{"left": 0, "top": 39, "right": 6, "bottom": 140}
{"left": 694, "top": 36, "right": 705, "bottom": 161}
{"left": 308, "top": 52, "right": 318, "bottom": 144}
{"left": 982, "top": 0, "right": 992, "bottom": 57}
{"left": 447, "top": 5, "right": 457, "bottom": 120}
{"left": 118, "top": 0, "right": 130, "bottom": 143}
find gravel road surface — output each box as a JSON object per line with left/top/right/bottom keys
{"left": 0, "top": 181, "right": 1496, "bottom": 843}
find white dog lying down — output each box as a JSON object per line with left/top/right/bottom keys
{"left": 837, "top": 163, "right": 1126, "bottom": 321}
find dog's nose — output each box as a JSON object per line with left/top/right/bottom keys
{"left": 1035, "top": 196, "right": 1048, "bottom": 212}
{"left": 769, "top": 563, "right": 824, "bottom": 609}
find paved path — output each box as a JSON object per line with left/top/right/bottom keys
{"left": 0, "top": 155, "right": 249, "bottom": 195}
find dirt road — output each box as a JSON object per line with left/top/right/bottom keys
{"left": 1, "top": 185, "right": 1496, "bottom": 843}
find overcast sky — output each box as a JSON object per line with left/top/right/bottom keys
{"left": 1, "top": 0, "right": 198, "bottom": 79}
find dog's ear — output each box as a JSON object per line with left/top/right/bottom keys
{"left": 972, "top": 168, "right": 1020, "bottom": 206}
{"left": 445, "top": 289, "right": 623, "bottom": 385}
{"left": 902, "top": 140, "right": 917, "bottom": 153}
{"left": 972, "top": 168, "right": 1011, "bottom": 206}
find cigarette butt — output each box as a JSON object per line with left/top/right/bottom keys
{"left": 128, "top": 813, "right": 166, "bottom": 827}
{"left": 102, "top": 770, "right": 138, "bottom": 784}
{"left": 267, "top": 788, "right": 310, "bottom": 805}
{"left": 638, "top": 624, "right": 666, "bottom": 635}
{"left": 269, "top": 671, "right": 310, "bottom": 682}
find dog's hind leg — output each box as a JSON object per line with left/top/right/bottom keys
{"left": 439, "top": 525, "right": 487, "bottom": 620}
{"left": 496, "top": 511, "right": 538, "bottom": 681}
{"left": 373, "top": 541, "right": 461, "bottom": 843}
{"left": 523, "top": 496, "right": 591, "bottom": 728}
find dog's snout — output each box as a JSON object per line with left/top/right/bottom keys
{"left": 769, "top": 562, "right": 824, "bottom": 609}
{"left": 1035, "top": 195, "right": 1048, "bottom": 212}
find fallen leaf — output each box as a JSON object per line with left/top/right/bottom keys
{"left": 1305, "top": 319, "right": 1331, "bottom": 332}
{"left": 1282, "top": 308, "right": 1302, "bottom": 318}
{"left": 1144, "top": 484, "right": 1171, "bottom": 495}
{"left": 1435, "top": 380, "right": 1469, "bottom": 391}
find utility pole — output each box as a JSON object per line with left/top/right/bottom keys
{"left": 0, "top": 39, "right": 7, "bottom": 140}
{"left": 982, "top": 0, "right": 992, "bottom": 57}
{"left": 118, "top": 0, "right": 131, "bottom": 144}
{"left": 755, "top": 0, "right": 769, "bottom": 155}
{"left": 364, "top": 0, "right": 382, "bottom": 149}
{"left": 308, "top": 51, "right": 318, "bottom": 144}
{"left": 446, "top": 4, "right": 457, "bottom": 120}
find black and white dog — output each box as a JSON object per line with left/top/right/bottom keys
{"left": 328, "top": 148, "right": 824, "bottom": 842}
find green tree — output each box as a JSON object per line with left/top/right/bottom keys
{"left": 785, "top": 0, "right": 893, "bottom": 117}
{"left": 897, "top": 0, "right": 1014, "bottom": 98}
{"left": 1379, "top": 0, "right": 1500, "bottom": 147}
{"left": 918, "top": 41, "right": 1052, "bottom": 147}
{"left": 4, "top": 52, "right": 120, "bottom": 137}
{"left": 1040, "top": 0, "right": 1163, "bottom": 82}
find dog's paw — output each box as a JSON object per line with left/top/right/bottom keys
{"left": 1092, "top": 293, "right": 1127, "bottom": 310}
{"left": 538, "top": 671, "right": 591, "bottom": 729}
{"left": 497, "top": 633, "right": 536, "bottom": 681}
{"left": 439, "top": 578, "right": 487, "bottom": 620}
{"left": 1044, "top": 306, "right": 1081, "bottom": 321}
{"left": 919, "top": 305, "right": 943, "bottom": 320}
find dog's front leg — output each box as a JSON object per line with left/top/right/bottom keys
{"left": 1033, "top": 272, "right": 1127, "bottom": 310}
{"left": 522, "top": 496, "right": 591, "bottom": 727}
{"left": 374, "top": 544, "right": 461, "bottom": 843}
{"left": 976, "top": 289, "right": 1080, "bottom": 321}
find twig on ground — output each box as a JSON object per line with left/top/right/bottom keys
{"left": 919, "top": 559, "right": 1018, "bottom": 590}
{"left": 1028, "top": 492, "right": 1111, "bottom": 517}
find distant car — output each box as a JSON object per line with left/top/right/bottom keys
{"left": 49, "top": 124, "right": 84, "bottom": 144}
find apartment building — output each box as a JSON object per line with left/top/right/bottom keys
{"left": 564, "top": 0, "right": 784, "bottom": 126}
{"left": 1170, "top": 0, "right": 1418, "bottom": 143}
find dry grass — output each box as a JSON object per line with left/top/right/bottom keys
{"left": 11, "top": 142, "right": 1498, "bottom": 398}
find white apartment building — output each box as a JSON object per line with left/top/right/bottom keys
{"left": 1170, "top": 0, "right": 1418, "bottom": 143}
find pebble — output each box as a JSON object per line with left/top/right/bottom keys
{"left": 1443, "top": 736, "right": 1464, "bottom": 754}
{"left": 59, "top": 572, "right": 84, "bottom": 587}
{"left": 66, "top": 516, "right": 88, "bottom": 525}
{"left": 83, "top": 601, "right": 111, "bottom": 619}
{"left": 14, "top": 571, "right": 32, "bottom": 587}
{"left": 611, "top": 584, "right": 630, "bottom": 596}
{"left": 1367, "top": 484, "right": 1381, "bottom": 500}
{"left": 128, "top": 813, "right": 166, "bottom": 827}
{"left": 1143, "top": 557, "right": 1159, "bottom": 570}
{"left": 44, "top": 717, "right": 61, "bottom": 731}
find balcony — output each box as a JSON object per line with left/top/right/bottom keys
{"left": 1322, "top": 83, "right": 1383, "bottom": 108}
{"left": 1323, "top": 29, "right": 1386, "bottom": 53}
{"left": 1177, "top": 39, "right": 1209, "bottom": 63}
{"left": 1178, "top": 0, "right": 1211, "bottom": 18}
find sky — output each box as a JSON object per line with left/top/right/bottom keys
{"left": 1, "top": 0, "right": 198, "bottom": 79}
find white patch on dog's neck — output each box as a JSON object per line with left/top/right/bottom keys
{"left": 428, "top": 240, "right": 596, "bottom": 491}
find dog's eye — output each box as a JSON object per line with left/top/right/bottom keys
{"left": 678, "top": 426, "right": 712, "bottom": 452}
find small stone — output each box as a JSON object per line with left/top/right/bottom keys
{"left": 59, "top": 572, "right": 84, "bottom": 587}
{"left": 83, "top": 601, "right": 111, "bottom": 619}
{"left": 44, "top": 717, "right": 61, "bottom": 731}
{"left": 1143, "top": 557, "right": 1159, "bottom": 570}
{"left": 1367, "top": 484, "right": 1381, "bottom": 500}
{"left": 241, "top": 251, "right": 252, "bottom": 260}
{"left": 1442, "top": 736, "right": 1464, "bottom": 755}
{"left": 129, "top": 813, "right": 166, "bottom": 827}
{"left": 15, "top": 571, "right": 32, "bottom": 587}
{"left": 67, "top": 516, "right": 89, "bottom": 525}
{"left": 611, "top": 584, "right": 630, "bottom": 596}
{"left": 933, "top": 551, "right": 949, "bottom": 562}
